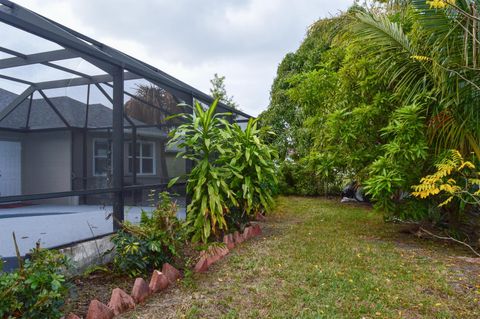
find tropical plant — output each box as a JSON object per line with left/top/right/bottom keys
{"left": 168, "top": 99, "right": 280, "bottom": 240}
{"left": 259, "top": 0, "right": 480, "bottom": 234}
{"left": 0, "top": 248, "right": 70, "bottom": 319}
{"left": 168, "top": 100, "right": 238, "bottom": 243}
{"left": 227, "top": 119, "right": 278, "bottom": 218}
{"left": 353, "top": 0, "right": 480, "bottom": 160}
{"left": 125, "top": 84, "right": 186, "bottom": 126}
{"left": 111, "top": 192, "right": 183, "bottom": 276}
{"left": 364, "top": 103, "right": 430, "bottom": 217}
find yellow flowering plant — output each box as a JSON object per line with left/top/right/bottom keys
{"left": 412, "top": 150, "right": 480, "bottom": 207}
{"left": 426, "top": 0, "right": 456, "bottom": 9}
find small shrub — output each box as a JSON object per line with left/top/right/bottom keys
{"left": 180, "top": 257, "right": 196, "bottom": 289}
{"left": 224, "top": 205, "right": 250, "bottom": 233}
{"left": 111, "top": 192, "right": 184, "bottom": 277}
{"left": 412, "top": 150, "right": 480, "bottom": 207}
{"left": 0, "top": 248, "right": 70, "bottom": 319}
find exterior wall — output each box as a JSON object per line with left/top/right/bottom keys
{"left": 84, "top": 132, "right": 184, "bottom": 186}
{"left": 23, "top": 131, "right": 73, "bottom": 205}
{"left": 0, "top": 130, "right": 74, "bottom": 205}
{"left": 71, "top": 129, "right": 85, "bottom": 192}
{"left": 0, "top": 131, "right": 24, "bottom": 199}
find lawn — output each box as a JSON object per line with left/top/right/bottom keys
{"left": 119, "top": 197, "right": 480, "bottom": 319}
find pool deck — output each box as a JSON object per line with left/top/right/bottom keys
{"left": 0, "top": 204, "right": 186, "bottom": 259}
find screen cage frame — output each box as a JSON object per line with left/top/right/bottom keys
{"left": 0, "top": 0, "right": 252, "bottom": 230}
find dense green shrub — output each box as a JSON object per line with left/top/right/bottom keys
{"left": 111, "top": 192, "right": 184, "bottom": 277}
{"left": 277, "top": 154, "right": 343, "bottom": 197}
{"left": 0, "top": 248, "right": 70, "bottom": 319}
{"left": 364, "top": 104, "right": 430, "bottom": 218}
{"left": 259, "top": 1, "right": 480, "bottom": 236}
{"left": 259, "top": 8, "right": 393, "bottom": 200}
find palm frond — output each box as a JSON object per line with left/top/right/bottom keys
{"left": 353, "top": 11, "right": 434, "bottom": 102}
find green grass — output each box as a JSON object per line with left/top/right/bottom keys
{"left": 121, "top": 197, "right": 480, "bottom": 319}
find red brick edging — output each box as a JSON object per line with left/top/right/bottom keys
{"left": 193, "top": 223, "right": 262, "bottom": 273}
{"left": 63, "top": 223, "right": 262, "bottom": 319}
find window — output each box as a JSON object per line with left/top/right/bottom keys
{"left": 128, "top": 141, "right": 155, "bottom": 175}
{"left": 93, "top": 139, "right": 111, "bottom": 176}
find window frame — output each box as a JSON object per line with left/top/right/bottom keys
{"left": 92, "top": 138, "right": 111, "bottom": 177}
{"left": 128, "top": 140, "right": 156, "bottom": 176}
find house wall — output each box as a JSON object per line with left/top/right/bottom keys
{"left": 71, "top": 129, "right": 86, "bottom": 192}
{"left": 0, "top": 131, "right": 24, "bottom": 198}
{"left": 23, "top": 131, "right": 74, "bottom": 205}
{"left": 0, "top": 130, "right": 74, "bottom": 205}
{"left": 165, "top": 151, "right": 185, "bottom": 179}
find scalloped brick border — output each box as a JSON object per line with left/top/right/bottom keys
{"left": 193, "top": 223, "right": 262, "bottom": 273}
{"left": 63, "top": 223, "right": 262, "bottom": 318}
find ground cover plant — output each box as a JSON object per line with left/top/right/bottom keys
{"left": 118, "top": 196, "right": 480, "bottom": 319}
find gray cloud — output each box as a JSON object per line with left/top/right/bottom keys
{"left": 10, "top": 0, "right": 353, "bottom": 115}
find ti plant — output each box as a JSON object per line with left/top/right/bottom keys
{"left": 168, "top": 100, "right": 238, "bottom": 243}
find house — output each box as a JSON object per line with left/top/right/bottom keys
{"left": 0, "top": 88, "right": 185, "bottom": 206}
{"left": 0, "top": 0, "right": 252, "bottom": 271}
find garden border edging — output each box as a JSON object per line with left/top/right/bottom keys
{"left": 63, "top": 223, "right": 263, "bottom": 318}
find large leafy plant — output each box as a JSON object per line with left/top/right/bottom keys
{"left": 354, "top": 0, "right": 480, "bottom": 160}
{"left": 168, "top": 100, "right": 237, "bottom": 243}
{"left": 227, "top": 119, "right": 278, "bottom": 218}
{"left": 169, "top": 100, "right": 279, "bottom": 242}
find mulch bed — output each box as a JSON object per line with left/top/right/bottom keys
{"left": 63, "top": 269, "right": 132, "bottom": 317}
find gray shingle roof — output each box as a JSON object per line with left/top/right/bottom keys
{"left": 0, "top": 88, "right": 145, "bottom": 129}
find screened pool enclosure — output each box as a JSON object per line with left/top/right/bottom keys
{"left": 0, "top": 0, "right": 251, "bottom": 266}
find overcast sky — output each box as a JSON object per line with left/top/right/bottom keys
{"left": 12, "top": 0, "right": 353, "bottom": 116}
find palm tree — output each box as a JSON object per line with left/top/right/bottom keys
{"left": 353, "top": 0, "right": 480, "bottom": 160}
{"left": 125, "top": 84, "right": 185, "bottom": 126}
